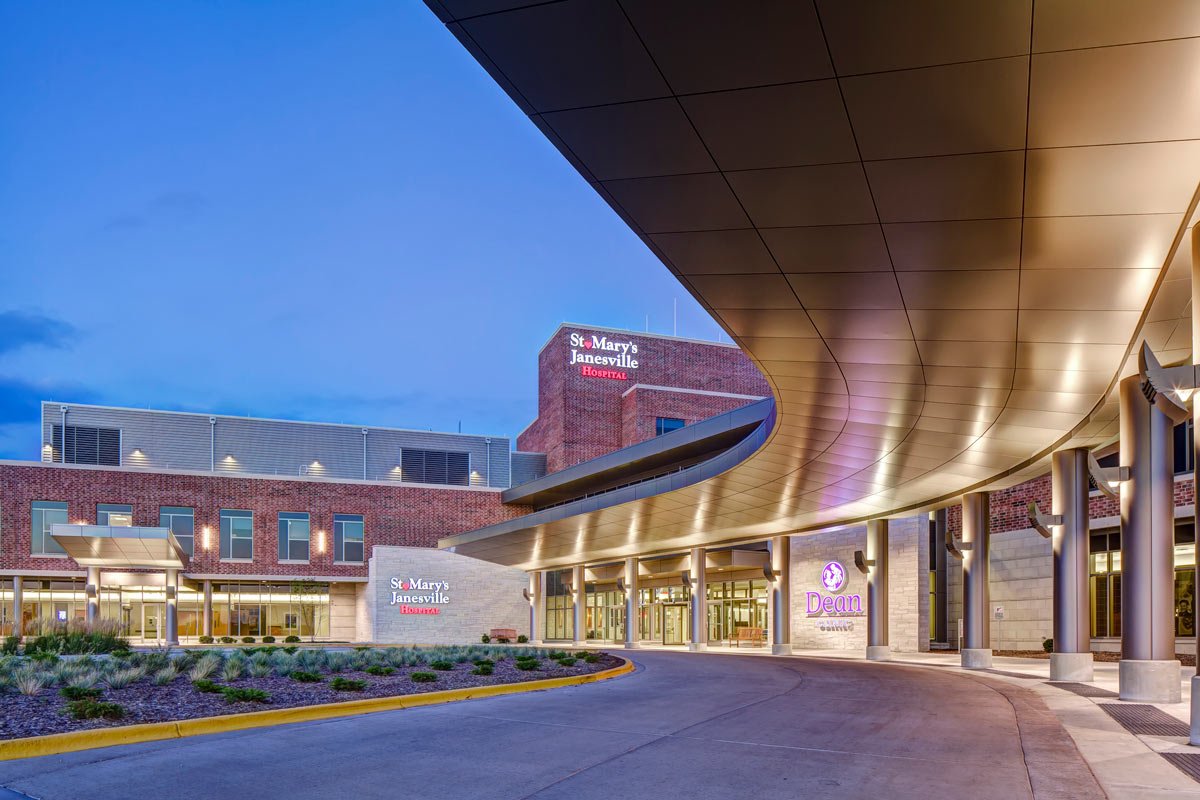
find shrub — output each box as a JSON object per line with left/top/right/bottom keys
{"left": 188, "top": 654, "right": 222, "bottom": 682}
{"left": 283, "top": 645, "right": 299, "bottom": 654}
{"left": 241, "top": 636, "right": 255, "bottom": 644}
{"left": 14, "top": 668, "right": 46, "bottom": 696}
{"left": 471, "top": 665, "right": 493, "bottom": 676}
{"left": 284, "top": 635, "right": 301, "bottom": 643}
{"left": 1043, "top": 638, "right": 1054, "bottom": 653}
{"left": 515, "top": 660, "right": 539, "bottom": 671}
{"left": 110, "top": 648, "right": 132, "bottom": 659}
{"left": 105, "top": 667, "right": 145, "bottom": 689}
{"left": 517, "top": 635, "right": 528, "bottom": 643}
{"left": 198, "top": 635, "right": 214, "bottom": 644}
{"left": 2, "top": 636, "right": 19, "bottom": 655}
{"left": 329, "top": 677, "right": 366, "bottom": 691}
{"left": 23, "top": 618, "right": 128, "bottom": 655}
{"left": 60, "top": 685, "right": 102, "bottom": 701}
{"left": 472, "top": 658, "right": 494, "bottom": 668}
{"left": 410, "top": 672, "right": 437, "bottom": 683}
{"left": 221, "top": 656, "right": 246, "bottom": 682}
{"left": 430, "top": 660, "right": 454, "bottom": 671}
{"left": 192, "top": 679, "right": 223, "bottom": 693}
{"left": 290, "top": 670, "right": 321, "bottom": 683}
{"left": 480, "top": 634, "right": 491, "bottom": 643}
{"left": 496, "top": 637, "right": 510, "bottom": 644}
{"left": 31, "top": 652, "right": 59, "bottom": 664}
{"left": 152, "top": 665, "right": 180, "bottom": 686}
{"left": 547, "top": 651, "right": 566, "bottom": 660}
{"left": 262, "top": 636, "right": 275, "bottom": 643}
{"left": 557, "top": 657, "right": 577, "bottom": 667}
{"left": 219, "top": 636, "right": 235, "bottom": 644}
{"left": 221, "top": 687, "right": 269, "bottom": 704}
{"left": 365, "top": 665, "right": 394, "bottom": 676}
{"left": 67, "top": 699, "right": 125, "bottom": 720}
{"left": 583, "top": 654, "right": 599, "bottom": 664}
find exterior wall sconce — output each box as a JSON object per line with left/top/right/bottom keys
{"left": 202, "top": 526, "right": 212, "bottom": 551}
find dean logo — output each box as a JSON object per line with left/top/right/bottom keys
{"left": 821, "top": 562, "right": 846, "bottom": 593}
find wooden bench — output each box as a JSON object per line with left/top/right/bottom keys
{"left": 729, "top": 627, "right": 765, "bottom": 647}
{"left": 489, "top": 628, "right": 518, "bottom": 642}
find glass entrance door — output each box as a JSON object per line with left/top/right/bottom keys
{"left": 662, "top": 604, "right": 686, "bottom": 645}
{"left": 141, "top": 604, "right": 163, "bottom": 643}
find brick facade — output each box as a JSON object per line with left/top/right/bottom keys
{"left": 518, "top": 325, "right": 770, "bottom": 472}
{"left": 0, "top": 462, "right": 527, "bottom": 578}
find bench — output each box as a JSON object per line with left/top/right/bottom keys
{"left": 729, "top": 627, "right": 766, "bottom": 647}
{"left": 489, "top": 628, "right": 518, "bottom": 642}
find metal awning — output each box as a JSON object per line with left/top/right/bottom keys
{"left": 50, "top": 524, "right": 190, "bottom": 569}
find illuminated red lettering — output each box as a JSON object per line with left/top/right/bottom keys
{"left": 581, "top": 365, "right": 627, "bottom": 380}
{"left": 399, "top": 605, "right": 441, "bottom": 615}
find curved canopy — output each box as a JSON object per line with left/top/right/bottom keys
{"left": 428, "top": 0, "right": 1200, "bottom": 568}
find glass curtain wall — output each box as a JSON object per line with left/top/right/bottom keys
{"left": 1090, "top": 523, "right": 1196, "bottom": 638}
{"left": 543, "top": 570, "right": 573, "bottom": 641}
{"left": 210, "top": 582, "right": 330, "bottom": 639}
{"left": 583, "top": 585, "right": 625, "bottom": 641}
{"left": 638, "top": 585, "right": 691, "bottom": 645}
{"left": 705, "top": 579, "right": 768, "bottom": 643}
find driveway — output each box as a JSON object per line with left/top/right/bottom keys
{"left": 0, "top": 650, "right": 1102, "bottom": 799}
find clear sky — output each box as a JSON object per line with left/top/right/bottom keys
{"left": 0, "top": 1, "right": 722, "bottom": 460}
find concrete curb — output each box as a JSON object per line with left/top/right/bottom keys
{"left": 0, "top": 657, "right": 635, "bottom": 762}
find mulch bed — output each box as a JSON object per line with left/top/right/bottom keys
{"left": 0, "top": 654, "right": 623, "bottom": 740}
{"left": 992, "top": 649, "right": 1197, "bottom": 667}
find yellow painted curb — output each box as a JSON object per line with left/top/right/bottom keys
{"left": 0, "top": 657, "right": 635, "bottom": 762}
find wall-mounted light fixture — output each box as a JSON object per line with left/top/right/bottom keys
{"left": 317, "top": 530, "right": 326, "bottom": 554}
{"left": 202, "top": 526, "right": 212, "bottom": 551}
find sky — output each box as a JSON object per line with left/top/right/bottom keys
{"left": 0, "top": 1, "right": 723, "bottom": 460}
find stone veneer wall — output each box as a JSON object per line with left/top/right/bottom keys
{"left": 790, "top": 515, "right": 927, "bottom": 653}
{"left": 366, "top": 546, "right": 529, "bottom": 645}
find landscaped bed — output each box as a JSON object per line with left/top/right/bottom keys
{"left": 0, "top": 646, "right": 621, "bottom": 739}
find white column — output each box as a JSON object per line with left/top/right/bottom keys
{"left": 770, "top": 536, "right": 791, "bottom": 655}
{"left": 11, "top": 576, "right": 22, "bottom": 638}
{"left": 202, "top": 580, "right": 213, "bottom": 638}
{"left": 961, "top": 492, "right": 992, "bottom": 669}
{"left": 1050, "top": 448, "right": 1094, "bottom": 682}
{"left": 865, "top": 520, "right": 890, "bottom": 661}
{"left": 623, "top": 557, "right": 640, "bottom": 649}
{"left": 571, "top": 564, "right": 586, "bottom": 646}
{"left": 528, "top": 572, "right": 543, "bottom": 645}
{"left": 165, "top": 569, "right": 179, "bottom": 646}
{"left": 689, "top": 547, "right": 707, "bottom": 651}
{"left": 85, "top": 566, "right": 101, "bottom": 624}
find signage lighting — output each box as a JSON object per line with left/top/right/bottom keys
{"left": 569, "top": 332, "right": 639, "bottom": 381}
{"left": 388, "top": 577, "right": 450, "bottom": 616}
{"left": 806, "top": 560, "right": 865, "bottom": 618}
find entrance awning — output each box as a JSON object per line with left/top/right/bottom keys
{"left": 51, "top": 524, "right": 190, "bottom": 569}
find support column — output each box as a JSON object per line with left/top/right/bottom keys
{"left": 689, "top": 547, "right": 707, "bottom": 651}
{"left": 1119, "top": 374, "right": 1181, "bottom": 702}
{"left": 11, "top": 576, "right": 22, "bottom": 638}
{"left": 528, "top": 572, "right": 543, "bottom": 645}
{"left": 961, "top": 492, "right": 992, "bottom": 669}
{"left": 623, "top": 557, "right": 640, "bottom": 649}
{"left": 85, "top": 566, "right": 100, "bottom": 624}
{"left": 1050, "top": 448, "right": 1094, "bottom": 682}
{"left": 571, "top": 564, "right": 586, "bottom": 646}
{"left": 1191, "top": 226, "right": 1200, "bottom": 744}
{"left": 866, "top": 519, "right": 890, "bottom": 661}
{"left": 202, "top": 580, "right": 213, "bottom": 638}
{"left": 165, "top": 569, "right": 179, "bottom": 646}
{"left": 769, "top": 536, "right": 791, "bottom": 655}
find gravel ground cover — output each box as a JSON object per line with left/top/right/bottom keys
{"left": 0, "top": 647, "right": 621, "bottom": 739}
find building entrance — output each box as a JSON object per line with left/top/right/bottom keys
{"left": 662, "top": 604, "right": 687, "bottom": 645}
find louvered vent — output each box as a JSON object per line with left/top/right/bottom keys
{"left": 400, "top": 448, "right": 469, "bottom": 486}
{"left": 52, "top": 425, "right": 120, "bottom": 466}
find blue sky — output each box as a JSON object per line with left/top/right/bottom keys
{"left": 0, "top": 1, "right": 721, "bottom": 459}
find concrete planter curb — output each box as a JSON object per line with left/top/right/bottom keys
{"left": 0, "top": 657, "right": 635, "bottom": 762}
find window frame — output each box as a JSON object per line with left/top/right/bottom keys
{"left": 31, "top": 501, "right": 68, "bottom": 558}
{"left": 220, "top": 509, "right": 254, "bottom": 562}
{"left": 655, "top": 417, "right": 686, "bottom": 436}
{"left": 278, "top": 512, "right": 311, "bottom": 563}
{"left": 96, "top": 503, "right": 133, "bottom": 527}
{"left": 333, "top": 513, "right": 365, "bottom": 564}
{"left": 159, "top": 506, "right": 195, "bottom": 557}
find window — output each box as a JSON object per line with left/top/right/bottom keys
{"left": 31, "top": 501, "right": 68, "bottom": 556}
{"left": 1089, "top": 523, "right": 1197, "bottom": 638}
{"left": 543, "top": 570, "right": 573, "bottom": 641}
{"left": 220, "top": 510, "right": 253, "bottom": 561}
{"left": 333, "top": 514, "right": 364, "bottom": 563}
{"left": 400, "top": 448, "right": 469, "bottom": 486}
{"left": 51, "top": 425, "right": 120, "bottom": 466}
{"left": 655, "top": 417, "right": 685, "bottom": 436}
{"left": 97, "top": 503, "right": 132, "bottom": 527}
{"left": 160, "top": 506, "right": 195, "bottom": 556}
{"left": 278, "top": 513, "right": 310, "bottom": 562}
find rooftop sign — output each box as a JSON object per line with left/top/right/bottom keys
{"left": 569, "top": 332, "right": 640, "bottom": 381}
